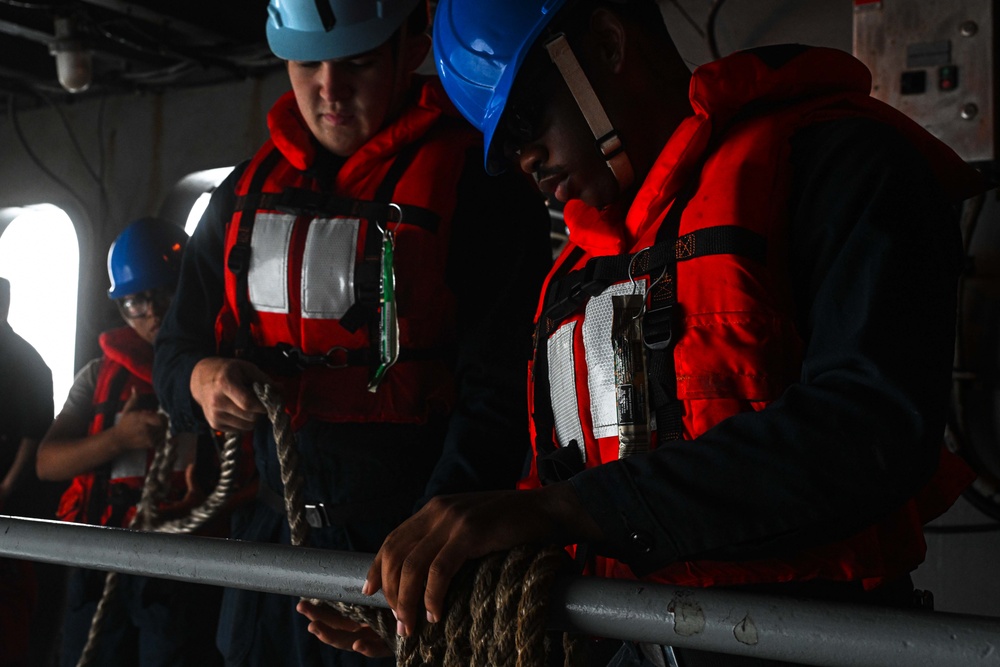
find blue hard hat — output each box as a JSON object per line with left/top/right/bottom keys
{"left": 266, "top": 0, "right": 423, "bottom": 62}
{"left": 107, "top": 217, "right": 188, "bottom": 299}
{"left": 433, "top": 0, "right": 570, "bottom": 174}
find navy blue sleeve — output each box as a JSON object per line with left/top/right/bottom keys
{"left": 153, "top": 164, "right": 246, "bottom": 433}
{"left": 570, "top": 118, "right": 968, "bottom": 573}
{"left": 420, "top": 148, "right": 553, "bottom": 500}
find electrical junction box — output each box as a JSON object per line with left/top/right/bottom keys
{"left": 853, "top": 0, "right": 997, "bottom": 163}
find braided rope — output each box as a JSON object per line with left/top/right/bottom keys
{"left": 76, "top": 416, "right": 243, "bottom": 667}
{"left": 77, "top": 382, "right": 589, "bottom": 667}
{"left": 252, "top": 382, "right": 399, "bottom": 648}
{"left": 156, "top": 430, "right": 243, "bottom": 534}
{"left": 469, "top": 552, "right": 507, "bottom": 665}
{"left": 254, "top": 381, "right": 588, "bottom": 667}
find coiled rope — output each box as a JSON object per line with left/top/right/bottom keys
{"left": 253, "top": 381, "right": 586, "bottom": 666}
{"left": 76, "top": 418, "right": 244, "bottom": 667}
{"left": 79, "top": 382, "right": 585, "bottom": 667}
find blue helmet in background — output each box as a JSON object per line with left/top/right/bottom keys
{"left": 107, "top": 217, "right": 188, "bottom": 299}
{"left": 266, "top": 0, "right": 424, "bottom": 62}
{"left": 433, "top": 0, "right": 570, "bottom": 174}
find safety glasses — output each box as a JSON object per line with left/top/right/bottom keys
{"left": 117, "top": 287, "right": 174, "bottom": 319}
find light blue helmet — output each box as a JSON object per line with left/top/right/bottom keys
{"left": 107, "top": 218, "right": 187, "bottom": 300}
{"left": 267, "top": 0, "right": 424, "bottom": 62}
{"left": 433, "top": 0, "right": 570, "bottom": 173}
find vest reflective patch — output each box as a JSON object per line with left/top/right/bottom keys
{"left": 110, "top": 448, "right": 147, "bottom": 481}
{"left": 109, "top": 419, "right": 196, "bottom": 481}
{"left": 249, "top": 213, "right": 294, "bottom": 314}
{"left": 584, "top": 280, "right": 645, "bottom": 440}
{"left": 547, "top": 320, "right": 586, "bottom": 462}
{"left": 302, "top": 217, "right": 359, "bottom": 320}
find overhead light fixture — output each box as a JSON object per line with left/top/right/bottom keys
{"left": 50, "top": 16, "right": 92, "bottom": 93}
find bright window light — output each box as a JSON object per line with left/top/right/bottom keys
{"left": 183, "top": 166, "right": 234, "bottom": 235}
{"left": 0, "top": 205, "right": 79, "bottom": 410}
{"left": 185, "top": 192, "right": 213, "bottom": 236}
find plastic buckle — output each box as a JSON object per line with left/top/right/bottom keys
{"left": 278, "top": 345, "right": 349, "bottom": 370}
{"left": 226, "top": 245, "right": 249, "bottom": 273}
{"left": 643, "top": 304, "right": 674, "bottom": 351}
{"left": 547, "top": 279, "right": 607, "bottom": 320}
{"left": 304, "top": 503, "right": 331, "bottom": 528}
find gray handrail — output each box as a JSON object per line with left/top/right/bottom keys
{"left": 2, "top": 515, "right": 998, "bottom": 666}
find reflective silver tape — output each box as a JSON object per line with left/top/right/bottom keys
{"left": 301, "top": 217, "right": 360, "bottom": 320}
{"left": 584, "top": 280, "right": 645, "bottom": 441}
{"left": 547, "top": 320, "right": 586, "bottom": 462}
{"left": 109, "top": 432, "right": 196, "bottom": 481}
{"left": 248, "top": 212, "right": 294, "bottom": 314}
{"left": 110, "top": 448, "right": 147, "bottom": 480}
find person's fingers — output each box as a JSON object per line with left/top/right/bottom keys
{"left": 364, "top": 553, "right": 383, "bottom": 598}
{"left": 392, "top": 531, "right": 462, "bottom": 635}
{"left": 148, "top": 411, "right": 168, "bottom": 436}
{"left": 225, "top": 380, "right": 267, "bottom": 416}
{"left": 296, "top": 601, "right": 392, "bottom": 657}
{"left": 350, "top": 636, "right": 394, "bottom": 658}
{"left": 374, "top": 523, "right": 426, "bottom": 611}
{"left": 192, "top": 358, "right": 269, "bottom": 430}
{"left": 296, "top": 600, "right": 363, "bottom": 630}
{"left": 422, "top": 542, "right": 469, "bottom": 626}
{"left": 206, "top": 405, "right": 259, "bottom": 432}
{"left": 120, "top": 387, "right": 140, "bottom": 411}
{"left": 303, "top": 623, "right": 392, "bottom": 658}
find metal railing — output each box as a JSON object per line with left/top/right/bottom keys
{"left": 2, "top": 515, "right": 999, "bottom": 666}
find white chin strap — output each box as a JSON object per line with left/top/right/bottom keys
{"left": 544, "top": 33, "right": 635, "bottom": 193}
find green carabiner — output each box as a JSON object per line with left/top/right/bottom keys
{"left": 368, "top": 222, "right": 400, "bottom": 392}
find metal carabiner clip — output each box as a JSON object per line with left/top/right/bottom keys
{"left": 627, "top": 245, "right": 670, "bottom": 321}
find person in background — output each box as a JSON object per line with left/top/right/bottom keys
{"left": 0, "top": 275, "right": 55, "bottom": 667}
{"left": 0, "top": 277, "right": 55, "bottom": 517}
{"left": 326, "top": 1, "right": 989, "bottom": 665}
{"left": 152, "top": 1, "right": 551, "bottom": 666}
{"left": 37, "top": 217, "right": 225, "bottom": 667}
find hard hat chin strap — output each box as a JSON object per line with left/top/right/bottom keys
{"left": 544, "top": 33, "right": 634, "bottom": 193}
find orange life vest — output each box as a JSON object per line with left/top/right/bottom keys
{"left": 56, "top": 326, "right": 189, "bottom": 527}
{"left": 215, "top": 78, "right": 480, "bottom": 429}
{"left": 523, "top": 46, "right": 979, "bottom": 588}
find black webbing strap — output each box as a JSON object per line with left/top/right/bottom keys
{"left": 228, "top": 148, "right": 283, "bottom": 358}
{"left": 643, "top": 185, "right": 694, "bottom": 443}
{"left": 84, "top": 365, "right": 130, "bottom": 525}
{"left": 247, "top": 341, "right": 446, "bottom": 377}
{"left": 245, "top": 190, "right": 440, "bottom": 234}
{"left": 541, "top": 225, "right": 765, "bottom": 329}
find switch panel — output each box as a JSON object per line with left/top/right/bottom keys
{"left": 854, "top": 0, "right": 996, "bottom": 162}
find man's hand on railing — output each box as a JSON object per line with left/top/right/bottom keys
{"left": 363, "top": 482, "right": 603, "bottom": 638}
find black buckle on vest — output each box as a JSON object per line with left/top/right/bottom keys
{"left": 642, "top": 275, "right": 676, "bottom": 351}
{"left": 305, "top": 503, "right": 331, "bottom": 528}
{"left": 277, "top": 343, "right": 352, "bottom": 370}
{"left": 643, "top": 304, "right": 675, "bottom": 351}
{"left": 275, "top": 189, "right": 333, "bottom": 216}
{"left": 546, "top": 279, "right": 608, "bottom": 321}
{"left": 227, "top": 245, "right": 250, "bottom": 273}
{"left": 536, "top": 440, "right": 586, "bottom": 486}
